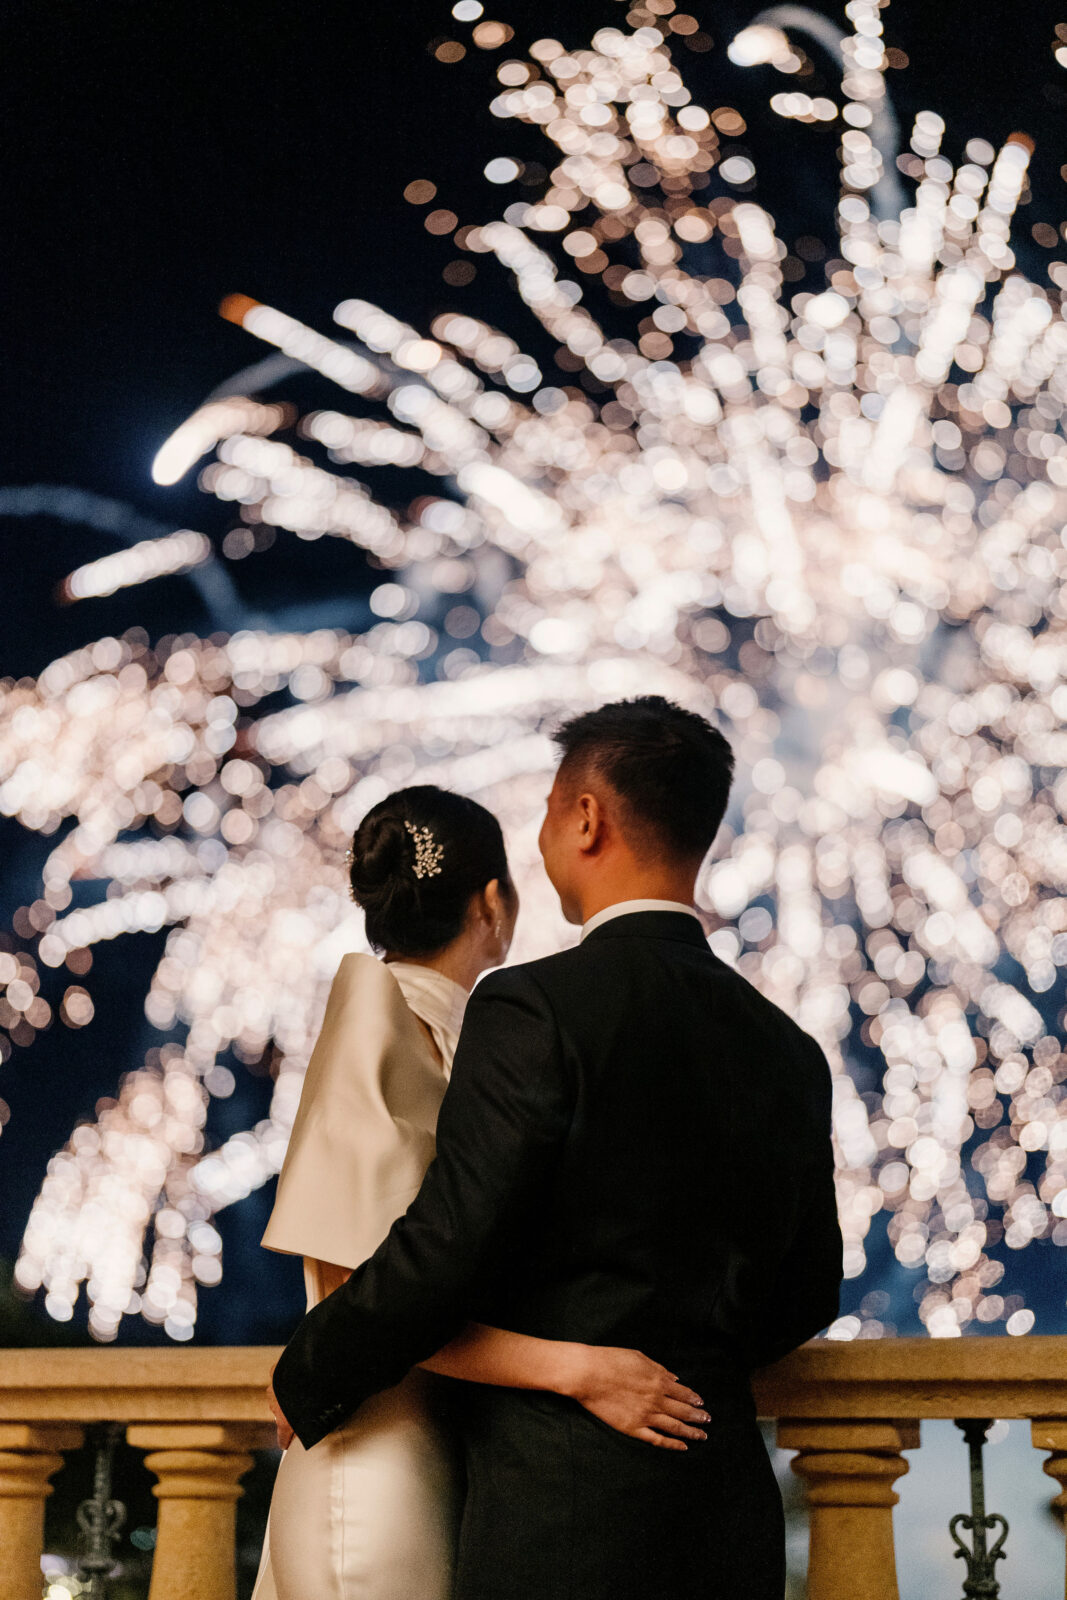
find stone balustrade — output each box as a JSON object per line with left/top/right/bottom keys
{"left": 1, "top": 1338, "right": 1066, "bottom": 1600}
{"left": 0, "top": 1349, "right": 274, "bottom": 1600}
{"left": 752, "top": 1336, "right": 1067, "bottom": 1600}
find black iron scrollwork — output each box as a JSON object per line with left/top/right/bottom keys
{"left": 949, "top": 1418, "right": 1008, "bottom": 1600}
{"left": 75, "top": 1424, "right": 127, "bottom": 1600}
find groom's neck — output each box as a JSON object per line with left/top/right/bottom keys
{"left": 574, "top": 863, "right": 699, "bottom": 927}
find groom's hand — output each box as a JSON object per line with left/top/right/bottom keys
{"left": 266, "top": 1374, "right": 295, "bottom": 1450}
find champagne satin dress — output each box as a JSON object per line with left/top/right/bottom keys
{"left": 252, "top": 954, "right": 468, "bottom": 1600}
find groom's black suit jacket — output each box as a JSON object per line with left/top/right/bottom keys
{"left": 274, "top": 910, "right": 842, "bottom": 1453}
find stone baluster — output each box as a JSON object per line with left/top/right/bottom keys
{"left": 777, "top": 1418, "right": 921, "bottom": 1600}
{"left": 128, "top": 1423, "right": 268, "bottom": 1600}
{"left": 1032, "top": 1420, "right": 1067, "bottom": 1600}
{"left": 0, "top": 1423, "right": 84, "bottom": 1600}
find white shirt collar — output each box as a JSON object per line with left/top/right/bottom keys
{"left": 579, "top": 899, "right": 702, "bottom": 942}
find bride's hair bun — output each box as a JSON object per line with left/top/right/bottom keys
{"left": 347, "top": 785, "right": 510, "bottom": 956}
{"left": 348, "top": 811, "right": 410, "bottom": 899}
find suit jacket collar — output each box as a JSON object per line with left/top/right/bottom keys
{"left": 581, "top": 909, "right": 710, "bottom": 949}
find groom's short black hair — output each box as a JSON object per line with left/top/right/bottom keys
{"left": 552, "top": 696, "right": 734, "bottom": 862}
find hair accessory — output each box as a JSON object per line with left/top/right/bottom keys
{"left": 343, "top": 844, "right": 356, "bottom": 902}
{"left": 405, "top": 820, "right": 444, "bottom": 880}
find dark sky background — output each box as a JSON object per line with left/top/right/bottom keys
{"left": 2, "top": 0, "right": 1066, "bottom": 1345}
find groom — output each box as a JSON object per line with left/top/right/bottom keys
{"left": 271, "top": 695, "right": 842, "bottom": 1598}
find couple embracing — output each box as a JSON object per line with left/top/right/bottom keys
{"left": 255, "top": 695, "right": 842, "bottom": 1600}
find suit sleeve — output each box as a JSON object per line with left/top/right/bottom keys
{"left": 271, "top": 965, "right": 573, "bottom": 1449}
{"left": 751, "top": 1039, "right": 842, "bottom": 1368}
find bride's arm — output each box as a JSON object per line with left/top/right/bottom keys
{"left": 305, "top": 1258, "right": 707, "bottom": 1449}
{"left": 310, "top": 1258, "right": 352, "bottom": 1299}
{"left": 419, "top": 1323, "right": 710, "bottom": 1450}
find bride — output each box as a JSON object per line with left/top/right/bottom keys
{"left": 253, "top": 785, "right": 708, "bottom": 1600}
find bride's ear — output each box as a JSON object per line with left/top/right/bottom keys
{"left": 465, "top": 880, "right": 496, "bottom": 933}
{"left": 480, "top": 878, "right": 516, "bottom": 943}
{"left": 481, "top": 878, "right": 504, "bottom": 925}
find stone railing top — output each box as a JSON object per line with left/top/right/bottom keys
{"left": 2, "top": 1337, "right": 1067, "bottom": 1424}
{"left": 751, "top": 1333, "right": 1067, "bottom": 1419}
{"left": 0, "top": 1346, "right": 281, "bottom": 1424}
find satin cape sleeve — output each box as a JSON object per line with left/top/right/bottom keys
{"left": 272, "top": 963, "right": 576, "bottom": 1450}
{"left": 260, "top": 953, "right": 448, "bottom": 1272}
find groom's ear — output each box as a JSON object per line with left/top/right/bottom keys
{"left": 576, "top": 791, "right": 603, "bottom": 854}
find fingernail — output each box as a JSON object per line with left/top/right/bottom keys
{"left": 697, "top": 1430, "right": 707, "bottom": 1440}
{"left": 699, "top": 1412, "right": 711, "bottom": 1422}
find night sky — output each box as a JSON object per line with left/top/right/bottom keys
{"left": 2, "top": 0, "right": 1065, "bottom": 1345}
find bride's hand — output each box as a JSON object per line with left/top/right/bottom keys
{"left": 563, "top": 1346, "right": 709, "bottom": 1450}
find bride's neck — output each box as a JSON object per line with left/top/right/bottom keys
{"left": 384, "top": 936, "right": 480, "bottom": 995}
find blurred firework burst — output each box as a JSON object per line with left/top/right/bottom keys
{"left": 4, "top": 2, "right": 1067, "bottom": 1344}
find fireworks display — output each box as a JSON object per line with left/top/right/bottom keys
{"left": 3, "top": 2, "right": 1067, "bottom": 1346}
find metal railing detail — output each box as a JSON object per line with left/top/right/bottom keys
{"left": 949, "top": 1419, "right": 1008, "bottom": 1600}
{"left": 75, "top": 1424, "right": 126, "bottom": 1600}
